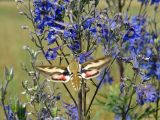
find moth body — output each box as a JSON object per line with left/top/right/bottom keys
{"left": 36, "top": 56, "right": 111, "bottom": 91}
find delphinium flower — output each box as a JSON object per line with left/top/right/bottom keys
{"left": 151, "top": 0, "right": 160, "bottom": 5}
{"left": 138, "top": 0, "right": 149, "bottom": 5}
{"left": 78, "top": 49, "right": 94, "bottom": 64}
{"left": 135, "top": 84, "right": 158, "bottom": 105}
{"left": 63, "top": 102, "right": 78, "bottom": 120}
{"left": 33, "top": 0, "right": 73, "bottom": 60}
{"left": 45, "top": 46, "right": 62, "bottom": 60}
{"left": 121, "top": 15, "right": 159, "bottom": 75}
{"left": 138, "top": 0, "right": 160, "bottom": 5}
{"left": 141, "top": 56, "right": 160, "bottom": 81}
{"left": 115, "top": 114, "right": 131, "bottom": 120}
{"left": 4, "top": 105, "right": 15, "bottom": 120}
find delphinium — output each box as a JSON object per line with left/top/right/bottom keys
{"left": 95, "top": 0, "right": 160, "bottom": 120}
{"left": 14, "top": 0, "right": 116, "bottom": 119}
{"left": 0, "top": 0, "right": 160, "bottom": 120}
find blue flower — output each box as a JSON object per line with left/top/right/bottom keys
{"left": 141, "top": 56, "right": 160, "bottom": 81}
{"left": 79, "top": 49, "right": 94, "bottom": 63}
{"left": 33, "top": 0, "right": 66, "bottom": 34}
{"left": 63, "top": 102, "right": 78, "bottom": 120}
{"left": 135, "top": 84, "right": 158, "bottom": 105}
{"left": 151, "top": 0, "right": 160, "bottom": 5}
{"left": 4, "top": 105, "right": 14, "bottom": 120}
{"left": 123, "top": 28, "right": 139, "bottom": 42}
{"left": 46, "top": 31, "right": 57, "bottom": 45}
{"left": 115, "top": 114, "right": 131, "bottom": 120}
{"left": 68, "top": 41, "right": 80, "bottom": 52}
{"left": 89, "top": 27, "right": 97, "bottom": 34}
{"left": 64, "top": 30, "right": 72, "bottom": 38}
{"left": 138, "top": 0, "right": 149, "bottom": 5}
{"left": 45, "top": 46, "right": 61, "bottom": 60}
{"left": 63, "top": 25, "right": 78, "bottom": 40}
{"left": 155, "top": 62, "right": 160, "bottom": 80}
{"left": 83, "top": 18, "right": 95, "bottom": 29}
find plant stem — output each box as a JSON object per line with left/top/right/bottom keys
{"left": 155, "top": 82, "right": 160, "bottom": 120}
{"left": 121, "top": 73, "right": 137, "bottom": 120}
{"left": 126, "top": 0, "right": 133, "bottom": 12}
{"left": 82, "top": 79, "right": 86, "bottom": 120}
{"left": 78, "top": 89, "right": 83, "bottom": 120}
{"left": 117, "top": 60, "right": 124, "bottom": 82}
{"left": 122, "top": 91, "right": 134, "bottom": 120}
{"left": 1, "top": 80, "right": 10, "bottom": 119}
{"left": 85, "top": 57, "right": 116, "bottom": 116}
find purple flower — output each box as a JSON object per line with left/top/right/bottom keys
{"left": 63, "top": 102, "right": 78, "bottom": 120}
{"left": 123, "top": 28, "right": 139, "bottom": 42}
{"left": 151, "top": 0, "right": 160, "bottom": 5}
{"left": 79, "top": 49, "right": 94, "bottom": 63}
{"left": 138, "top": 0, "right": 149, "bottom": 5}
{"left": 33, "top": 0, "right": 66, "bottom": 34}
{"left": 83, "top": 18, "right": 95, "bottom": 29}
{"left": 68, "top": 41, "right": 80, "bottom": 52}
{"left": 115, "top": 114, "right": 131, "bottom": 120}
{"left": 45, "top": 46, "right": 61, "bottom": 60}
{"left": 46, "top": 31, "right": 57, "bottom": 45}
{"left": 4, "top": 105, "right": 14, "bottom": 120}
{"left": 155, "top": 62, "right": 160, "bottom": 80}
{"left": 135, "top": 84, "right": 158, "bottom": 105}
{"left": 141, "top": 57, "right": 160, "bottom": 81}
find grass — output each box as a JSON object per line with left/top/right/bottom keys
{"left": 0, "top": 1, "right": 30, "bottom": 93}
{"left": 0, "top": 1, "right": 159, "bottom": 120}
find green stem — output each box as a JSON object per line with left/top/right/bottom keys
{"left": 155, "top": 82, "right": 160, "bottom": 120}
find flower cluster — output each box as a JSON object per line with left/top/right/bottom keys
{"left": 135, "top": 84, "right": 158, "bottom": 105}
{"left": 63, "top": 102, "right": 78, "bottom": 120}
{"left": 138, "top": 0, "right": 160, "bottom": 5}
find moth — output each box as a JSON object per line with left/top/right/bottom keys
{"left": 36, "top": 56, "right": 111, "bottom": 91}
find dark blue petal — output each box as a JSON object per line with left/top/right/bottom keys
{"left": 45, "top": 47, "right": 61, "bottom": 60}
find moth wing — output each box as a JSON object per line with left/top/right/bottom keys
{"left": 81, "top": 56, "right": 111, "bottom": 79}
{"left": 36, "top": 65, "right": 71, "bottom": 83}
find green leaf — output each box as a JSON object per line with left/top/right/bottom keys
{"left": 52, "top": 107, "right": 58, "bottom": 117}
{"left": 98, "top": 92, "right": 108, "bottom": 99}
{"left": 81, "top": 0, "right": 90, "bottom": 5}
{"left": 17, "top": 103, "right": 26, "bottom": 120}
{"left": 4, "top": 66, "right": 14, "bottom": 81}
{"left": 4, "top": 66, "right": 9, "bottom": 80}
{"left": 154, "top": 37, "right": 160, "bottom": 46}
{"left": 10, "top": 96, "right": 19, "bottom": 113}
{"left": 95, "top": 98, "right": 106, "bottom": 106}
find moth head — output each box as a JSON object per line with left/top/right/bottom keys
{"left": 68, "top": 59, "right": 80, "bottom": 74}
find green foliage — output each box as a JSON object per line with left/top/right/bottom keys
{"left": 10, "top": 96, "right": 26, "bottom": 120}
{"left": 4, "top": 66, "right": 14, "bottom": 81}
{"left": 52, "top": 107, "right": 58, "bottom": 117}
{"left": 95, "top": 85, "right": 123, "bottom": 113}
{"left": 10, "top": 97, "right": 27, "bottom": 120}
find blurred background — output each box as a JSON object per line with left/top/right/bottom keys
{"left": 0, "top": 0, "right": 159, "bottom": 119}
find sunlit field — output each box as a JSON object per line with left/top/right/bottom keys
{"left": 0, "top": 0, "right": 160, "bottom": 120}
